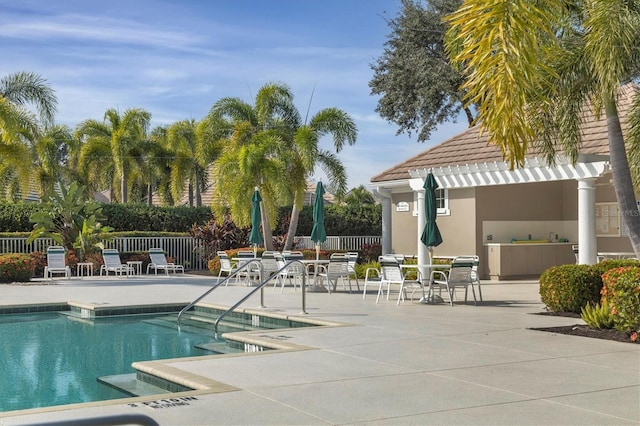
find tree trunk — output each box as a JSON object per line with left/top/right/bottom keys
{"left": 605, "top": 97, "right": 640, "bottom": 258}
{"left": 463, "top": 106, "right": 475, "bottom": 126}
{"left": 121, "top": 168, "right": 127, "bottom": 203}
{"left": 147, "top": 181, "right": 153, "bottom": 206}
{"left": 284, "top": 203, "right": 301, "bottom": 250}
{"left": 195, "top": 172, "right": 202, "bottom": 207}
{"left": 188, "top": 182, "right": 194, "bottom": 207}
{"left": 261, "top": 203, "right": 274, "bottom": 251}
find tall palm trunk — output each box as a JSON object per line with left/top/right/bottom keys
{"left": 260, "top": 204, "right": 274, "bottom": 250}
{"left": 284, "top": 201, "right": 301, "bottom": 250}
{"left": 195, "top": 172, "right": 202, "bottom": 207}
{"left": 605, "top": 97, "right": 640, "bottom": 258}
{"left": 120, "top": 169, "right": 128, "bottom": 203}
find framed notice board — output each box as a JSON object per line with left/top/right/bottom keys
{"left": 596, "top": 202, "right": 620, "bottom": 237}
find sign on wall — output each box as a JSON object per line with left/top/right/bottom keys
{"left": 396, "top": 201, "right": 410, "bottom": 212}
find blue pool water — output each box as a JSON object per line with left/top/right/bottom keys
{"left": 0, "top": 312, "right": 215, "bottom": 412}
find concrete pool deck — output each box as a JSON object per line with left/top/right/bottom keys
{"left": 0, "top": 274, "right": 638, "bottom": 425}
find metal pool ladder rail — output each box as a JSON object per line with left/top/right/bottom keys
{"left": 177, "top": 259, "right": 308, "bottom": 337}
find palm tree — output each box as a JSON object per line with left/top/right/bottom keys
{"left": 144, "top": 126, "right": 174, "bottom": 206}
{"left": 282, "top": 106, "right": 357, "bottom": 250}
{"left": 166, "top": 119, "right": 207, "bottom": 206}
{"left": 344, "top": 185, "right": 376, "bottom": 206}
{"left": 445, "top": 0, "right": 640, "bottom": 258}
{"left": 75, "top": 108, "right": 151, "bottom": 203}
{"left": 0, "top": 71, "right": 57, "bottom": 199}
{"left": 33, "top": 124, "right": 73, "bottom": 196}
{"left": 203, "top": 84, "right": 299, "bottom": 250}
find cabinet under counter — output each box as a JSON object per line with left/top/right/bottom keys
{"left": 484, "top": 243, "right": 575, "bottom": 280}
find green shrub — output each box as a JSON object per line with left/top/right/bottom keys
{"left": 601, "top": 266, "right": 640, "bottom": 333}
{"left": 539, "top": 264, "right": 602, "bottom": 313}
{"left": 0, "top": 254, "right": 34, "bottom": 283}
{"left": 580, "top": 301, "right": 614, "bottom": 329}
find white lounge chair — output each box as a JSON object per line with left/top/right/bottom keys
{"left": 147, "top": 248, "right": 185, "bottom": 275}
{"left": 101, "top": 249, "right": 133, "bottom": 276}
{"left": 44, "top": 246, "right": 71, "bottom": 279}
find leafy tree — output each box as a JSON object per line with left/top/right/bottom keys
{"left": 445, "top": 0, "right": 640, "bottom": 258}
{"left": 0, "top": 71, "right": 57, "bottom": 199}
{"left": 33, "top": 125, "right": 73, "bottom": 196}
{"left": 167, "top": 119, "right": 207, "bottom": 206}
{"left": 369, "top": 0, "right": 474, "bottom": 142}
{"left": 203, "top": 83, "right": 299, "bottom": 250}
{"left": 27, "top": 182, "right": 113, "bottom": 260}
{"left": 344, "top": 185, "right": 377, "bottom": 206}
{"left": 75, "top": 108, "right": 151, "bottom": 203}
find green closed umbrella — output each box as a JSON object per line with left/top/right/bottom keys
{"left": 421, "top": 173, "right": 443, "bottom": 260}
{"left": 310, "top": 182, "right": 327, "bottom": 259}
{"left": 249, "top": 188, "right": 263, "bottom": 253}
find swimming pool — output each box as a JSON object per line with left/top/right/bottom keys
{"left": 0, "top": 307, "right": 314, "bottom": 413}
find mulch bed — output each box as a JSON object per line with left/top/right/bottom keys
{"left": 531, "top": 312, "right": 639, "bottom": 344}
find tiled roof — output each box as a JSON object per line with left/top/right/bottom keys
{"left": 371, "top": 84, "right": 637, "bottom": 183}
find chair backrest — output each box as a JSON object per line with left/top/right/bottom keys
{"left": 102, "top": 249, "right": 123, "bottom": 267}
{"left": 149, "top": 248, "right": 168, "bottom": 266}
{"left": 261, "top": 251, "right": 279, "bottom": 274}
{"left": 448, "top": 257, "right": 474, "bottom": 283}
{"left": 380, "top": 256, "right": 403, "bottom": 282}
{"left": 346, "top": 252, "right": 358, "bottom": 269}
{"left": 46, "top": 246, "right": 67, "bottom": 268}
{"left": 217, "top": 251, "right": 234, "bottom": 270}
{"left": 328, "top": 253, "right": 349, "bottom": 274}
{"left": 284, "top": 251, "right": 304, "bottom": 260}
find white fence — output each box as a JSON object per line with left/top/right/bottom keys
{"left": 0, "top": 235, "right": 381, "bottom": 270}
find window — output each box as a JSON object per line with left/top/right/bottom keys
{"left": 436, "top": 188, "right": 449, "bottom": 215}
{"left": 412, "top": 188, "right": 450, "bottom": 216}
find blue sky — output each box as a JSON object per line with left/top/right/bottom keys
{"left": 1, "top": 0, "right": 468, "bottom": 189}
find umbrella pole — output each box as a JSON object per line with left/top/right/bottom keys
{"left": 315, "top": 244, "right": 320, "bottom": 260}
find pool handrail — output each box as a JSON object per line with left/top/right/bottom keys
{"left": 213, "top": 259, "right": 308, "bottom": 339}
{"left": 176, "top": 260, "right": 262, "bottom": 330}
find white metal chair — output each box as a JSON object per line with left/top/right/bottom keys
{"left": 429, "top": 256, "right": 477, "bottom": 306}
{"left": 315, "top": 253, "right": 351, "bottom": 293}
{"left": 236, "top": 250, "right": 259, "bottom": 285}
{"left": 217, "top": 251, "right": 238, "bottom": 285}
{"left": 377, "top": 256, "right": 423, "bottom": 305}
{"left": 469, "top": 255, "right": 483, "bottom": 301}
{"left": 44, "top": 246, "right": 71, "bottom": 279}
{"left": 147, "top": 248, "right": 184, "bottom": 275}
{"left": 273, "top": 252, "right": 306, "bottom": 292}
{"left": 362, "top": 264, "right": 382, "bottom": 299}
{"left": 346, "top": 251, "right": 360, "bottom": 289}
{"left": 260, "top": 251, "right": 279, "bottom": 284}
{"left": 101, "top": 249, "right": 133, "bottom": 276}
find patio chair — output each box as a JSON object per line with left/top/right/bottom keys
{"left": 44, "top": 245, "right": 71, "bottom": 279}
{"left": 429, "top": 256, "right": 477, "bottom": 306}
{"left": 362, "top": 263, "right": 382, "bottom": 299}
{"left": 273, "top": 252, "right": 306, "bottom": 292}
{"left": 100, "top": 249, "right": 133, "bottom": 277}
{"left": 236, "top": 250, "right": 259, "bottom": 285}
{"left": 346, "top": 251, "right": 360, "bottom": 288}
{"left": 147, "top": 248, "right": 185, "bottom": 275}
{"left": 378, "top": 255, "right": 423, "bottom": 305}
{"left": 260, "top": 251, "right": 279, "bottom": 283}
{"left": 217, "top": 251, "right": 238, "bottom": 285}
{"left": 316, "top": 253, "right": 358, "bottom": 294}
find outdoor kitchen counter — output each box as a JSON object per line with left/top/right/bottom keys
{"left": 484, "top": 242, "right": 575, "bottom": 280}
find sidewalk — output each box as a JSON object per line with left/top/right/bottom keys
{"left": 1, "top": 276, "right": 638, "bottom": 425}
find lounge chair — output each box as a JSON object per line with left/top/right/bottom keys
{"left": 147, "top": 248, "right": 185, "bottom": 275}
{"left": 100, "top": 249, "right": 133, "bottom": 276}
{"left": 44, "top": 246, "right": 71, "bottom": 279}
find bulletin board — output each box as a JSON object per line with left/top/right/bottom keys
{"left": 596, "top": 202, "right": 620, "bottom": 237}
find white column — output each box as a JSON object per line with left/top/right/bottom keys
{"left": 578, "top": 178, "right": 597, "bottom": 264}
{"left": 375, "top": 188, "right": 392, "bottom": 255}
{"left": 416, "top": 189, "right": 427, "bottom": 267}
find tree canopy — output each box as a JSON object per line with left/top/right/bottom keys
{"left": 369, "top": 0, "right": 474, "bottom": 142}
